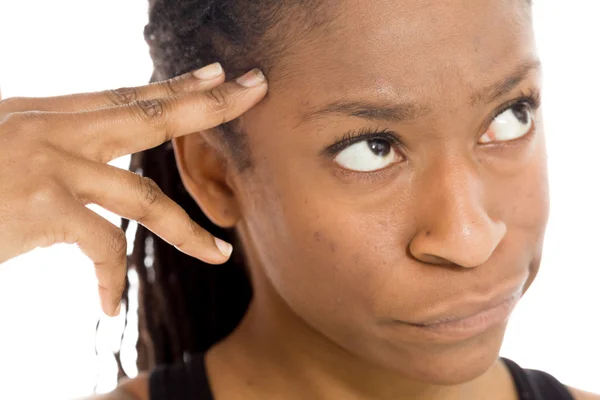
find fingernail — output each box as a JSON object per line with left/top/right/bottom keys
{"left": 214, "top": 237, "right": 233, "bottom": 258}
{"left": 236, "top": 68, "right": 266, "bottom": 88}
{"left": 193, "top": 62, "right": 223, "bottom": 80}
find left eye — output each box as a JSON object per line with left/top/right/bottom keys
{"left": 334, "top": 139, "right": 400, "bottom": 172}
{"left": 480, "top": 103, "right": 534, "bottom": 143}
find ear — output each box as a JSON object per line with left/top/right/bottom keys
{"left": 171, "top": 131, "right": 241, "bottom": 228}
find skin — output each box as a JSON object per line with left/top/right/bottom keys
{"left": 0, "top": 66, "right": 267, "bottom": 315}
{"left": 122, "top": 0, "right": 599, "bottom": 399}
{"left": 163, "top": 0, "right": 594, "bottom": 399}
{"left": 0, "top": 0, "right": 597, "bottom": 399}
{"left": 168, "top": 0, "right": 552, "bottom": 398}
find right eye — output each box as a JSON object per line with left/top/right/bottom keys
{"left": 334, "top": 138, "right": 401, "bottom": 172}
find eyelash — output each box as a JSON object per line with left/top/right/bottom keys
{"left": 322, "top": 126, "right": 403, "bottom": 157}
{"left": 322, "top": 89, "right": 542, "bottom": 158}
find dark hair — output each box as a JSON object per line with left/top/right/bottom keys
{"left": 114, "top": 0, "right": 332, "bottom": 375}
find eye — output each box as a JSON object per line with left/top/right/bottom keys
{"left": 479, "top": 102, "right": 534, "bottom": 143}
{"left": 334, "top": 138, "right": 401, "bottom": 172}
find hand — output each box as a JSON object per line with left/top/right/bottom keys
{"left": 0, "top": 63, "right": 268, "bottom": 316}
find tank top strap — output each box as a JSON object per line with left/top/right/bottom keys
{"left": 150, "top": 354, "right": 574, "bottom": 400}
{"left": 501, "top": 357, "right": 574, "bottom": 400}
{"left": 149, "top": 353, "right": 215, "bottom": 400}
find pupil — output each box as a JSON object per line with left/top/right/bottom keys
{"left": 368, "top": 139, "right": 391, "bottom": 157}
{"left": 512, "top": 104, "right": 530, "bottom": 124}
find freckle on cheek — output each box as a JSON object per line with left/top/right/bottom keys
{"left": 314, "top": 231, "right": 323, "bottom": 242}
{"left": 313, "top": 230, "right": 337, "bottom": 252}
{"left": 329, "top": 241, "right": 337, "bottom": 253}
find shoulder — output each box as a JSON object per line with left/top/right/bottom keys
{"left": 567, "top": 385, "right": 600, "bottom": 400}
{"left": 77, "top": 372, "right": 150, "bottom": 400}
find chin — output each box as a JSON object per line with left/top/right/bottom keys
{"left": 370, "top": 319, "right": 509, "bottom": 385}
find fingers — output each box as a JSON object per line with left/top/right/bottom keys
{"left": 66, "top": 205, "right": 129, "bottom": 317}
{"left": 63, "top": 155, "right": 233, "bottom": 265}
{"left": 0, "top": 62, "right": 226, "bottom": 118}
{"left": 26, "top": 190, "right": 129, "bottom": 317}
{"left": 0, "top": 182, "right": 126, "bottom": 316}
{"left": 66, "top": 69, "right": 267, "bottom": 162}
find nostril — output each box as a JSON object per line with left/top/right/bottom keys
{"left": 420, "top": 253, "right": 454, "bottom": 266}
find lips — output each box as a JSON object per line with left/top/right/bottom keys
{"left": 406, "top": 282, "right": 525, "bottom": 327}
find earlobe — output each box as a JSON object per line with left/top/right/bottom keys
{"left": 171, "top": 133, "right": 241, "bottom": 228}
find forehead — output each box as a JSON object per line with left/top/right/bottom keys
{"left": 269, "top": 0, "right": 536, "bottom": 114}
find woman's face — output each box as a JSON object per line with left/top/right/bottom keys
{"left": 190, "top": 0, "right": 547, "bottom": 385}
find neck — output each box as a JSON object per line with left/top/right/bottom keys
{"left": 206, "top": 277, "right": 510, "bottom": 400}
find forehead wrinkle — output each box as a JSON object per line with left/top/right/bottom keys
{"left": 296, "top": 97, "right": 432, "bottom": 127}
{"left": 278, "top": 1, "right": 538, "bottom": 130}
{"left": 468, "top": 59, "right": 541, "bottom": 106}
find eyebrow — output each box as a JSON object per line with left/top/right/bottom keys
{"left": 296, "top": 59, "right": 541, "bottom": 125}
{"left": 469, "top": 59, "right": 541, "bottom": 106}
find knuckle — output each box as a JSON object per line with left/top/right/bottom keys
{"left": 1, "top": 112, "right": 23, "bottom": 130}
{"left": 163, "top": 76, "right": 184, "bottom": 96}
{"left": 29, "top": 147, "right": 55, "bottom": 170}
{"left": 107, "top": 226, "right": 128, "bottom": 260}
{"left": 106, "top": 87, "right": 139, "bottom": 106}
{"left": 128, "top": 98, "right": 168, "bottom": 125}
{"left": 27, "top": 180, "right": 63, "bottom": 209}
{"left": 0, "top": 97, "right": 26, "bottom": 114}
{"left": 204, "top": 86, "right": 230, "bottom": 113}
{"left": 136, "top": 175, "right": 163, "bottom": 214}
{"left": 4, "top": 111, "right": 50, "bottom": 133}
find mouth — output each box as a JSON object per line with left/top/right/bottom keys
{"left": 387, "top": 282, "right": 525, "bottom": 342}
{"left": 401, "top": 294, "right": 520, "bottom": 341}
{"left": 408, "top": 282, "right": 525, "bottom": 327}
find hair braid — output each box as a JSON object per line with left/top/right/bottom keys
{"left": 113, "top": 0, "right": 331, "bottom": 375}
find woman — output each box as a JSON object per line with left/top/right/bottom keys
{"left": 0, "top": 0, "right": 598, "bottom": 399}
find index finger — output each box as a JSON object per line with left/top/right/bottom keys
{"left": 0, "top": 63, "right": 226, "bottom": 117}
{"left": 62, "top": 68, "right": 267, "bottom": 163}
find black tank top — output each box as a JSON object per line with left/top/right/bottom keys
{"left": 149, "top": 354, "right": 575, "bottom": 400}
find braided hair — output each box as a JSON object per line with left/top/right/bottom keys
{"left": 116, "top": 0, "right": 332, "bottom": 375}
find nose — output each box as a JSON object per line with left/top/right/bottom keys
{"left": 408, "top": 155, "right": 507, "bottom": 268}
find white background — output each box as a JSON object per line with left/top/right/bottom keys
{"left": 0, "top": 1, "right": 599, "bottom": 399}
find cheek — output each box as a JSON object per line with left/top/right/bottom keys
{"left": 502, "top": 134, "right": 550, "bottom": 239}
{"left": 243, "top": 162, "right": 403, "bottom": 330}
{"left": 485, "top": 132, "right": 550, "bottom": 287}
{"left": 254, "top": 197, "right": 379, "bottom": 308}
